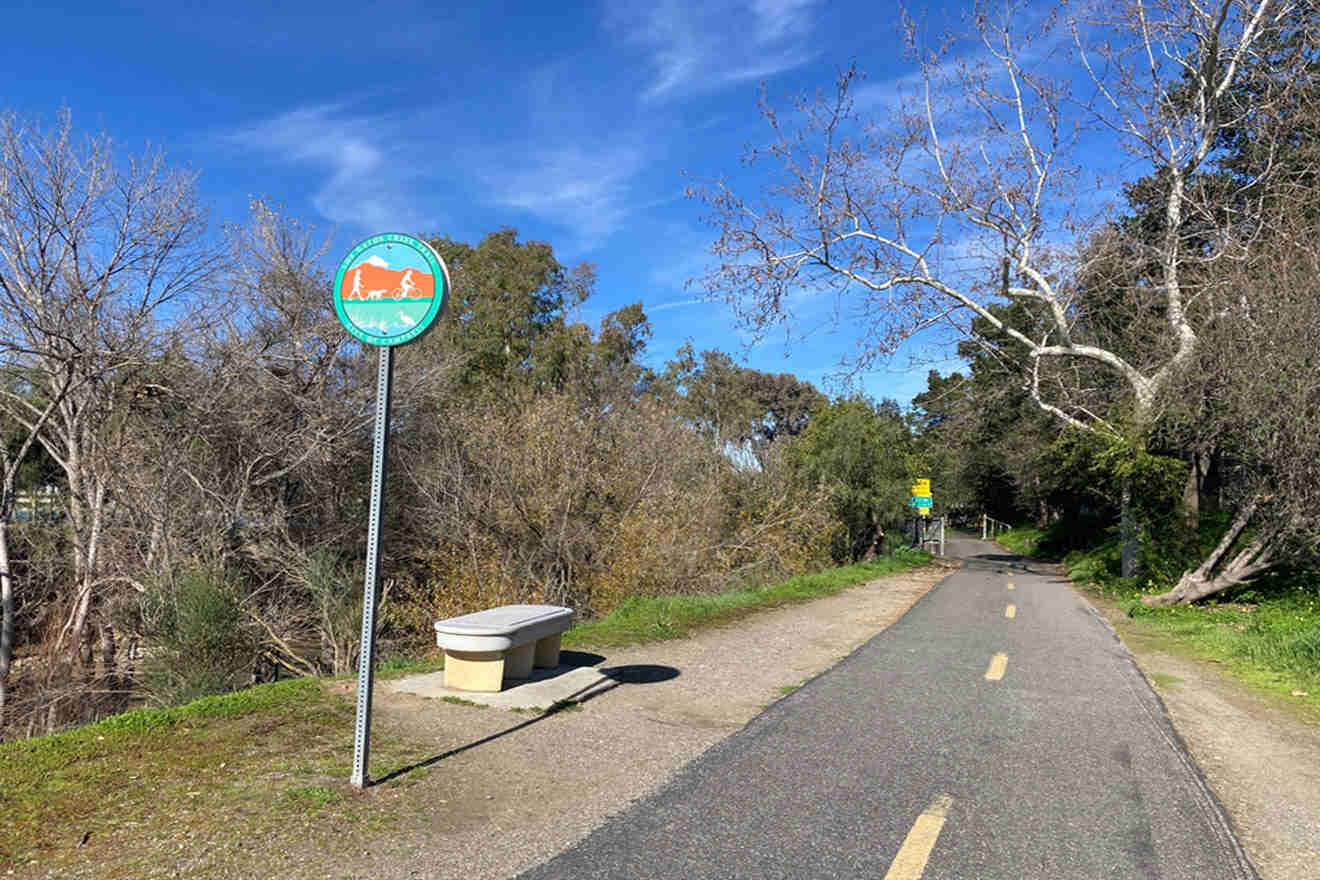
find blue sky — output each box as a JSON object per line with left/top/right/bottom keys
{"left": 4, "top": 0, "right": 1014, "bottom": 405}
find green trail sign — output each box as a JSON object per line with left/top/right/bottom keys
{"left": 909, "top": 496, "right": 933, "bottom": 508}
{"left": 338, "top": 233, "right": 451, "bottom": 789}
{"left": 333, "top": 233, "right": 450, "bottom": 347}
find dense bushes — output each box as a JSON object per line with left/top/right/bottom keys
{"left": 402, "top": 387, "right": 840, "bottom": 624}
{"left": 0, "top": 205, "right": 912, "bottom": 738}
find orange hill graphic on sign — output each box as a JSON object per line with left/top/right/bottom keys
{"left": 340, "top": 262, "right": 435, "bottom": 301}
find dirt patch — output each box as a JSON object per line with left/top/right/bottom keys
{"left": 1078, "top": 585, "right": 1320, "bottom": 880}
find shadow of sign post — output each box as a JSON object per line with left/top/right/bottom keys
{"left": 372, "top": 662, "right": 680, "bottom": 787}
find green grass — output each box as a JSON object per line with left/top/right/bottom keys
{"left": 995, "top": 518, "right": 1107, "bottom": 561}
{"left": 1064, "top": 537, "right": 1320, "bottom": 714}
{"left": 996, "top": 525, "right": 1047, "bottom": 558}
{"left": 1146, "top": 671, "right": 1183, "bottom": 690}
{"left": 375, "top": 655, "right": 445, "bottom": 680}
{"left": 0, "top": 676, "right": 440, "bottom": 873}
{"left": 283, "top": 784, "right": 344, "bottom": 812}
{"left": 563, "top": 548, "right": 933, "bottom": 648}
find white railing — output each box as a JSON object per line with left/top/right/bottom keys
{"left": 981, "top": 513, "right": 1012, "bottom": 540}
{"left": 924, "top": 516, "right": 946, "bottom": 557}
{"left": 912, "top": 515, "right": 946, "bottom": 556}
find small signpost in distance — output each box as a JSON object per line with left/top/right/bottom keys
{"left": 910, "top": 478, "right": 932, "bottom": 516}
{"left": 333, "top": 233, "right": 451, "bottom": 789}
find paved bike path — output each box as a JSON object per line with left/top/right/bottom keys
{"left": 520, "top": 534, "right": 1256, "bottom": 879}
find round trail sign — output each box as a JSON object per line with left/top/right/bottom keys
{"left": 333, "top": 233, "right": 450, "bottom": 346}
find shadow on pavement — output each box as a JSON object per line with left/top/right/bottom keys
{"left": 600, "top": 664, "right": 680, "bottom": 685}
{"left": 955, "top": 548, "right": 1059, "bottom": 576}
{"left": 559, "top": 650, "right": 606, "bottom": 667}
{"left": 371, "top": 663, "right": 680, "bottom": 787}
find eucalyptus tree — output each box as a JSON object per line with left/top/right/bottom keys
{"left": 785, "top": 396, "right": 913, "bottom": 561}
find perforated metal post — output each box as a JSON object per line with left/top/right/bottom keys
{"left": 351, "top": 345, "right": 393, "bottom": 789}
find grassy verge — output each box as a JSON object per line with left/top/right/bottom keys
{"left": 1062, "top": 538, "right": 1320, "bottom": 718}
{"left": 564, "top": 547, "right": 932, "bottom": 648}
{"left": 374, "top": 655, "right": 445, "bottom": 680}
{"left": 1, "top": 550, "right": 936, "bottom": 873}
{"left": 995, "top": 525, "right": 1050, "bottom": 558}
{"left": 0, "top": 676, "right": 452, "bottom": 875}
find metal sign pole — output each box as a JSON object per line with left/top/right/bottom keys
{"left": 351, "top": 345, "right": 393, "bottom": 789}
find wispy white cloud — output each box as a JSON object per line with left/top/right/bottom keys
{"left": 852, "top": 68, "right": 927, "bottom": 115}
{"left": 227, "top": 96, "right": 659, "bottom": 254}
{"left": 223, "top": 103, "right": 443, "bottom": 234}
{"left": 604, "top": 0, "right": 821, "bottom": 101}
{"left": 648, "top": 296, "right": 711, "bottom": 312}
{"left": 479, "top": 144, "right": 648, "bottom": 252}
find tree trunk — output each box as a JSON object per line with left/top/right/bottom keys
{"left": 1181, "top": 451, "right": 1200, "bottom": 528}
{"left": 861, "top": 522, "right": 885, "bottom": 561}
{"left": 1144, "top": 498, "right": 1275, "bottom": 606}
{"left": 0, "top": 519, "right": 13, "bottom": 725}
{"left": 1120, "top": 478, "right": 1139, "bottom": 578}
{"left": 1033, "top": 475, "right": 1049, "bottom": 529}
{"left": 1180, "top": 449, "right": 1213, "bottom": 529}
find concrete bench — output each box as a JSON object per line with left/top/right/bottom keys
{"left": 433, "top": 604, "right": 574, "bottom": 692}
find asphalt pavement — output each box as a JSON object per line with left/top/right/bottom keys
{"left": 518, "top": 532, "right": 1258, "bottom": 880}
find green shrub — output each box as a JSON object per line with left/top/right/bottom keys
{"left": 137, "top": 567, "right": 260, "bottom": 707}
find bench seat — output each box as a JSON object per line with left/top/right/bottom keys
{"left": 434, "top": 604, "right": 573, "bottom": 692}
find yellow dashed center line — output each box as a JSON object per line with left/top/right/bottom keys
{"left": 884, "top": 794, "right": 954, "bottom": 880}
{"left": 1006, "top": 582, "right": 1015, "bottom": 590}
{"left": 984, "top": 652, "right": 1008, "bottom": 681}
{"left": 1005, "top": 604, "right": 1017, "bottom": 619}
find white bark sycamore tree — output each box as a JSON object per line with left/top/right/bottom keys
{"left": 0, "top": 112, "right": 221, "bottom": 713}
{"left": 693, "top": 0, "right": 1305, "bottom": 588}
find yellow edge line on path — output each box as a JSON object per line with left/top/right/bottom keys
{"left": 1005, "top": 604, "right": 1017, "bottom": 619}
{"left": 984, "top": 653, "right": 1008, "bottom": 681}
{"left": 883, "top": 794, "right": 954, "bottom": 880}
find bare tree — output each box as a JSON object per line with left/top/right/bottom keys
{"left": 0, "top": 371, "right": 67, "bottom": 721}
{"left": 0, "top": 111, "right": 222, "bottom": 704}
{"left": 692, "top": 0, "right": 1301, "bottom": 576}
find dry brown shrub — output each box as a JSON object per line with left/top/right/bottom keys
{"left": 401, "top": 387, "right": 838, "bottom": 621}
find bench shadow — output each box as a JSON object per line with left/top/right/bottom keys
{"left": 599, "top": 664, "right": 679, "bottom": 685}
{"left": 559, "top": 650, "right": 606, "bottom": 667}
{"left": 370, "top": 662, "right": 680, "bottom": 787}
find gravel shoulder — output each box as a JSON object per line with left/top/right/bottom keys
{"left": 1076, "top": 581, "right": 1320, "bottom": 880}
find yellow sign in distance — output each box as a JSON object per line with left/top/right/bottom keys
{"left": 911, "top": 477, "right": 932, "bottom": 516}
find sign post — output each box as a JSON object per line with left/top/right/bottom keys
{"left": 352, "top": 346, "right": 393, "bottom": 790}
{"left": 334, "top": 233, "right": 450, "bottom": 789}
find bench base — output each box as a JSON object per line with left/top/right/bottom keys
{"left": 442, "top": 633, "right": 564, "bottom": 693}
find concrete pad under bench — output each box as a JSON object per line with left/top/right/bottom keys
{"left": 387, "top": 663, "right": 619, "bottom": 711}
{"left": 433, "top": 604, "right": 573, "bottom": 693}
